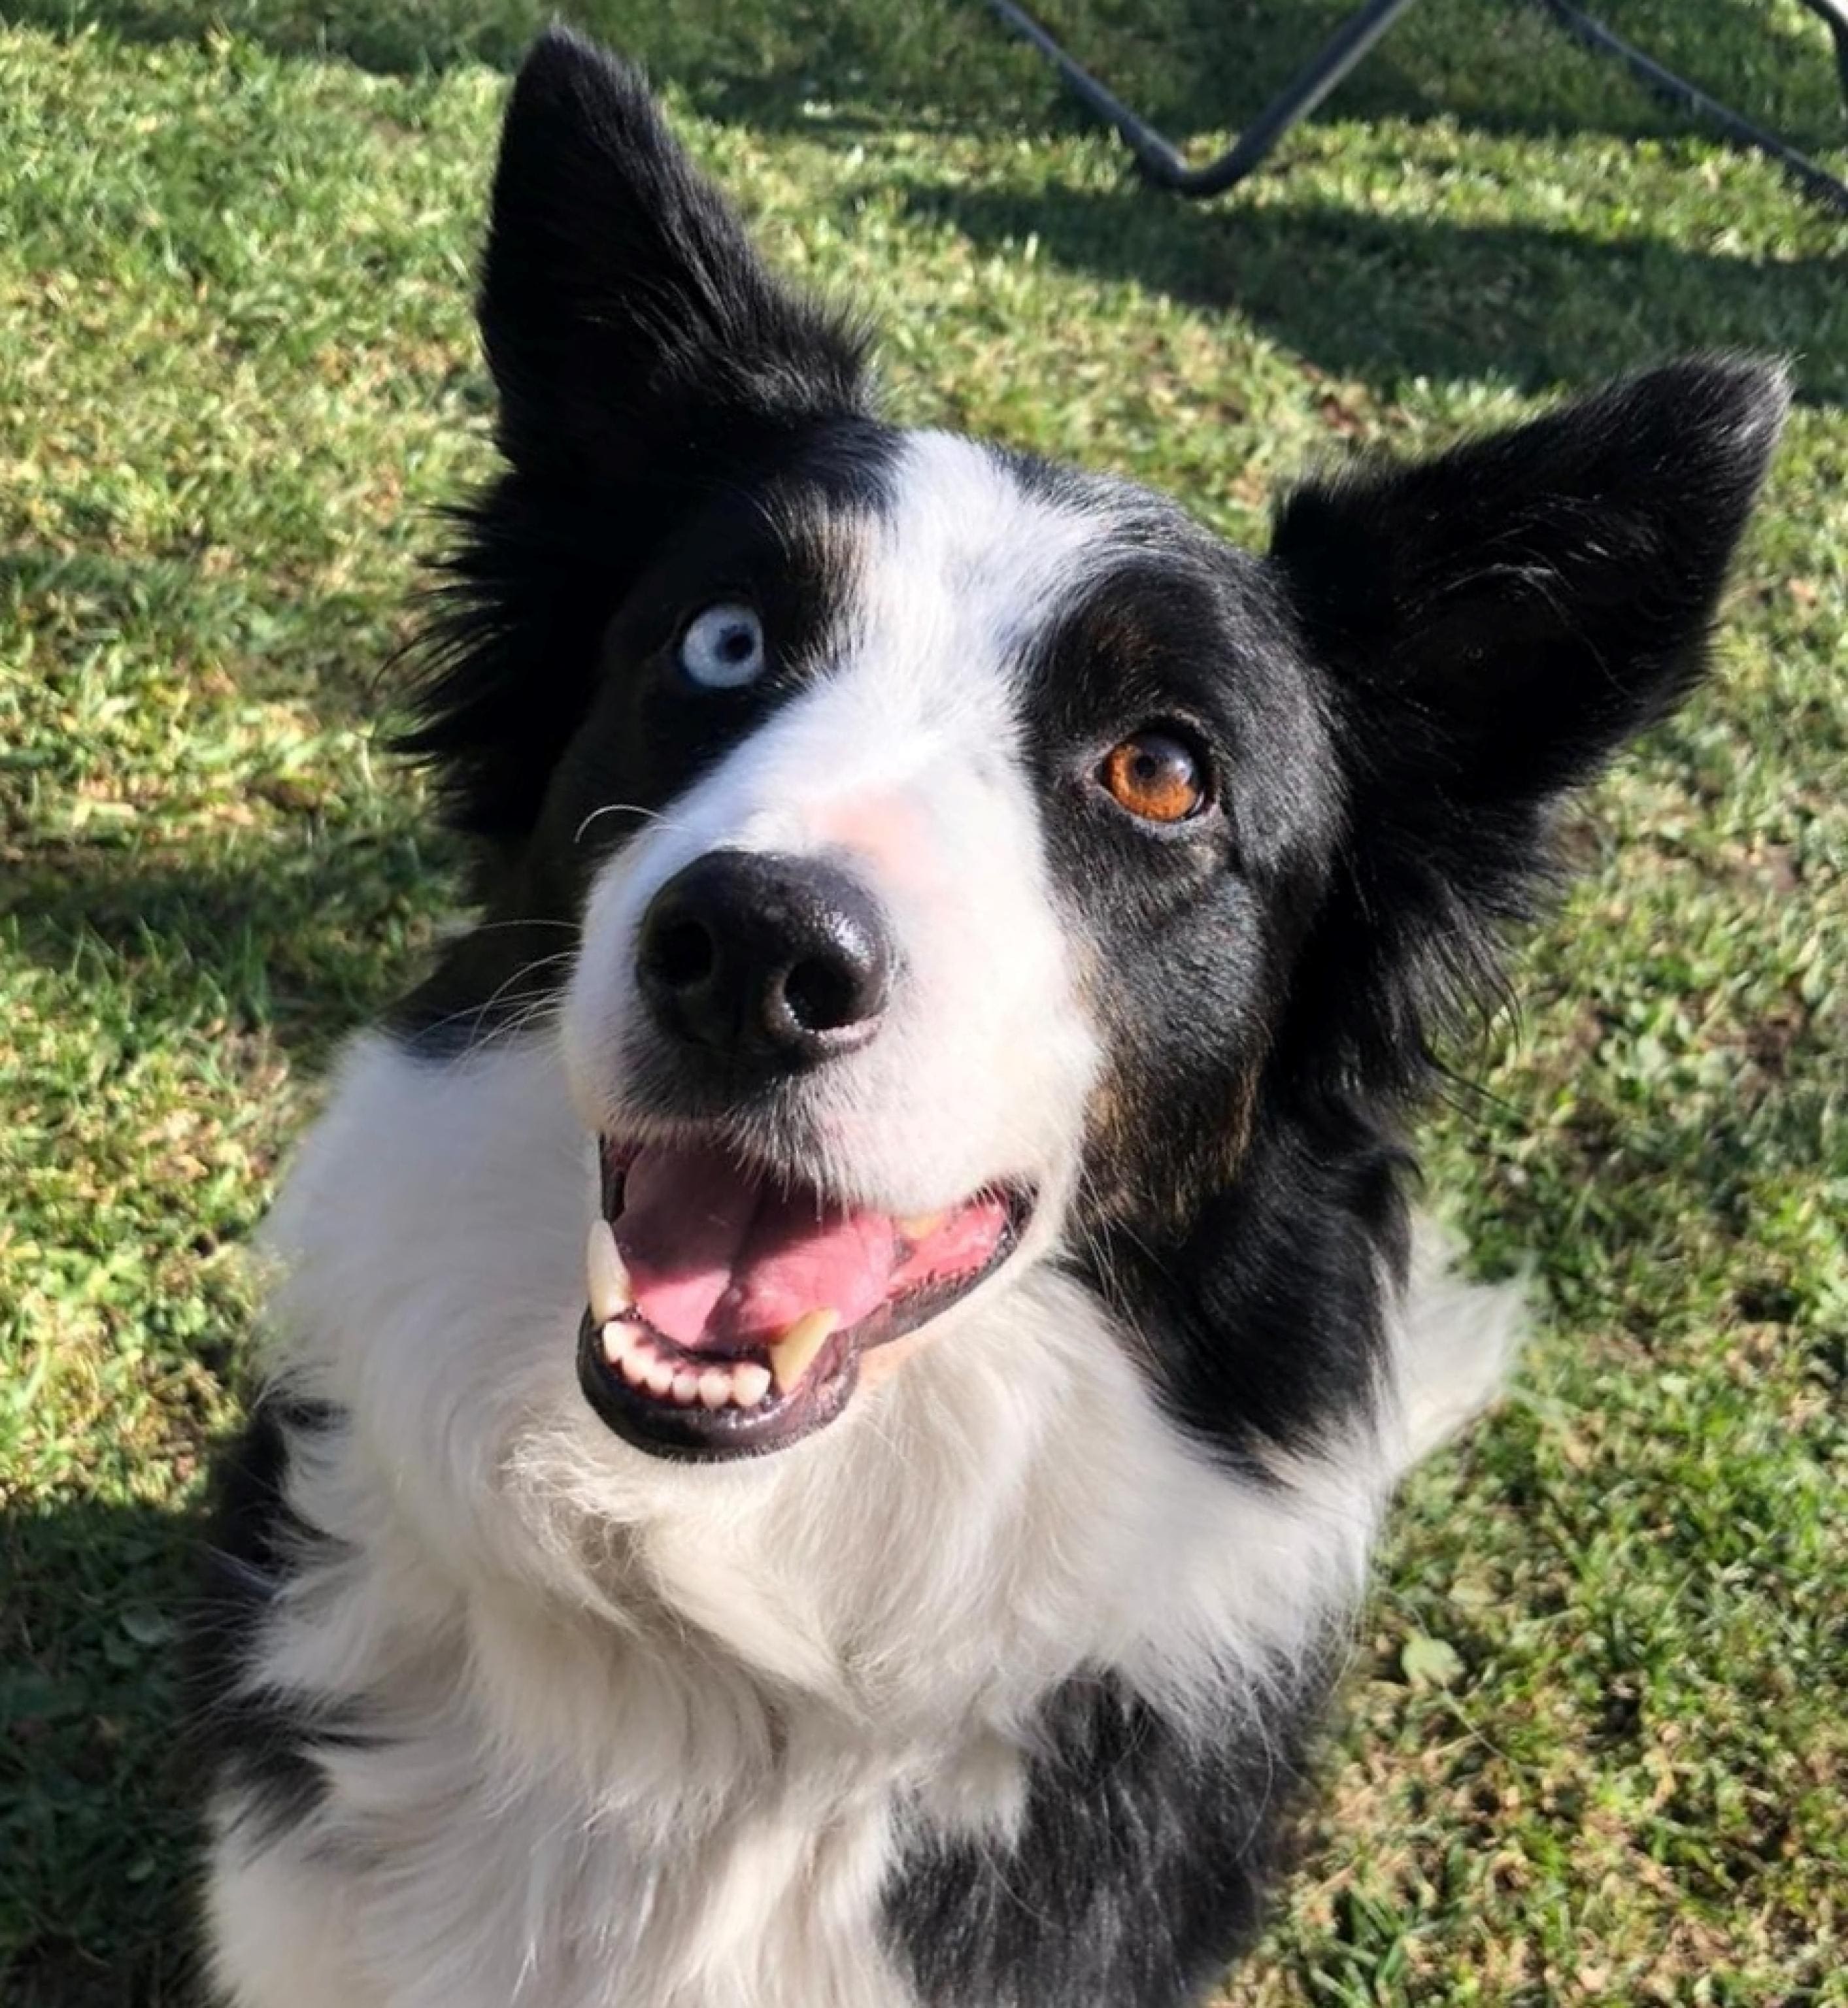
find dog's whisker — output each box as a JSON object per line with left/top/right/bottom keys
{"left": 407, "top": 950, "right": 579, "bottom": 1053}
{"left": 456, "top": 918, "right": 583, "bottom": 938}
{"left": 572, "top": 802, "right": 690, "bottom": 847}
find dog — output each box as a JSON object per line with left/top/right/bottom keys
{"left": 190, "top": 27, "right": 1786, "bottom": 2008}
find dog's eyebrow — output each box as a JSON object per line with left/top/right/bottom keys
{"left": 1039, "top": 556, "right": 1230, "bottom": 671}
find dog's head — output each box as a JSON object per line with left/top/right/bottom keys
{"left": 399, "top": 30, "right": 1784, "bottom": 1466}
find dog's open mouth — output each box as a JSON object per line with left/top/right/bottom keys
{"left": 577, "top": 1139, "right": 1031, "bottom": 1459}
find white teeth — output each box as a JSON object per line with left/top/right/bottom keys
{"left": 607, "top": 1322, "right": 781, "bottom": 1416}
{"left": 768, "top": 1308, "right": 839, "bottom": 1396}
{"left": 731, "top": 1361, "right": 772, "bottom": 1408}
{"left": 586, "top": 1220, "right": 633, "bottom": 1323}
{"left": 898, "top": 1211, "right": 947, "bottom": 1241}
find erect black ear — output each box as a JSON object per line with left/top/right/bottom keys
{"left": 1271, "top": 356, "right": 1788, "bottom": 799}
{"left": 399, "top": 33, "right": 871, "bottom": 863}
{"left": 479, "top": 27, "right": 869, "bottom": 480}
{"left": 1267, "top": 356, "right": 1787, "bottom": 1087}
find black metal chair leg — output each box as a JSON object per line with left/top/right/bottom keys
{"left": 1532, "top": 0, "right": 1848, "bottom": 214}
{"left": 983, "top": 0, "right": 1848, "bottom": 213}
{"left": 984, "top": 0, "right": 1425, "bottom": 196}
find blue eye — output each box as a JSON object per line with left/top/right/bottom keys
{"left": 678, "top": 604, "right": 765, "bottom": 690}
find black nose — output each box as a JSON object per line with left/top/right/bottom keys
{"left": 636, "top": 851, "right": 894, "bottom": 1071}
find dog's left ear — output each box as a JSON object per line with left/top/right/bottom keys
{"left": 479, "top": 27, "right": 870, "bottom": 482}
{"left": 1268, "top": 356, "right": 1787, "bottom": 1080}
{"left": 1271, "top": 356, "right": 1787, "bottom": 800}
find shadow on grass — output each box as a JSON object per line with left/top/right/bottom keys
{"left": 14, "top": 0, "right": 1848, "bottom": 153}
{"left": 1, "top": 546, "right": 406, "bottom": 722}
{"left": 898, "top": 183, "right": 1848, "bottom": 403}
{"left": 0, "top": 1495, "right": 205, "bottom": 2008}
{"left": 3, "top": 543, "right": 448, "bottom": 1069}
{"left": 1, "top": 837, "right": 446, "bottom": 1070}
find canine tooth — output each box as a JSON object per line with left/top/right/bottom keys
{"left": 898, "top": 1211, "right": 947, "bottom": 1241}
{"left": 586, "top": 1220, "right": 633, "bottom": 1322}
{"left": 768, "top": 1308, "right": 839, "bottom": 1396}
{"left": 697, "top": 1369, "right": 732, "bottom": 1410}
{"left": 731, "top": 1362, "right": 772, "bottom": 1408}
{"left": 645, "top": 1357, "right": 676, "bottom": 1397}
{"left": 671, "top": 1369, "right": 701, "bottom": 1405}
{"left": 601, "top": 1319, "right": 637, "bottom": 1365}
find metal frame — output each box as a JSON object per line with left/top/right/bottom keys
{"left": 984, "top": 0, "right": 1848, "bottom": 212}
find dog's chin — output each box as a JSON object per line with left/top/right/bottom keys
{"left": 575, "top": 1134, "right": 1035, "bottom": 1462}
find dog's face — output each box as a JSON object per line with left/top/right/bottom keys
{"left": 547, "top": 431, "right": 1342, "bottom": 1456}
{"left": 400, "top": 31, "right": 1783, "bottom": 1465}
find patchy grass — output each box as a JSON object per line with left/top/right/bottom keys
{"left": 2, "top": 4, "right": 1845, "bottom": 2003}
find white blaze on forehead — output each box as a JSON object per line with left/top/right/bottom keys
{"left": 853, "top": 429, "right": 1115, "bottom": 709}
{"left": 562, "top": 429, "right": 1117, "bottom": 1212}
{"left": 692, "top": 429, "right": 1112, "bottom": 836}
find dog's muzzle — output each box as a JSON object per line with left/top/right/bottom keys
{"left": 576, "top": 845, "right": 1034, "bottom": 1461}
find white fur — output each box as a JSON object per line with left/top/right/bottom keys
{"left": 205, "top": 435, "right": 1524, "bottom": 2007}
{"left": 1392, "top": 1222, "right": 1530, "bottom": 1467}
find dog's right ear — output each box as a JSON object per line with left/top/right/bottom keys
{"left": 479, "top": 28, "right": 869, "bottom": 482}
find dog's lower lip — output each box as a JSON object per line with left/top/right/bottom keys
{"left": 577, "top": 1151, "right": 1032, "bottom": 1462}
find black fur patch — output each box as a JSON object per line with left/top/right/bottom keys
{"left": 1013, "top": 526, "right": 1339, "bottom": 1233}
{"left": 1085, "top": 1099, "right": 1414, "bottom": 1468}
{"left": 884, "top": 1665, "right": 1326, "bottom": 2007}
{"left": 187, "top": 1400, "right": 374, "bottom": 1849}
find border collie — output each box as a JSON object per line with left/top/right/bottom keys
{"left": 192, "top": 29, "right": 1787, "bottom": 2008}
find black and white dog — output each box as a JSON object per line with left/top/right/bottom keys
{"left": 193, "top": 29, "right": 1786, "bottom": 2008}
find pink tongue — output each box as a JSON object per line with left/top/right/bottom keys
{"left": 614, "top": 1145, "right": 902, "bottom": 1351}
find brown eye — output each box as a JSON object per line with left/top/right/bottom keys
{"left": 1099, "top": 729, "right": 1209, "bottom": 823}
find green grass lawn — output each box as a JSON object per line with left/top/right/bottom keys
{"left": 3, "top": 3, "right": 1845, "bottom": 2002}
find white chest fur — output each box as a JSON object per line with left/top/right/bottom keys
{"left": 202, "top": 1035, "right": 1519, "bottom": 2008}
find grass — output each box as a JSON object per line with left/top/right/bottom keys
{"left": 1, "top": 2, "right": 1845, "bottom": 2001}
